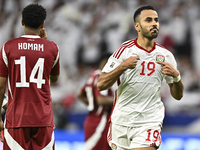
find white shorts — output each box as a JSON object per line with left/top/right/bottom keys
{"left": 107, "top": 122, "right": 162, "bottom": 150}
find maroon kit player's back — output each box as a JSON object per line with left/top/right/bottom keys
{"left": 0, "top": 35, "right": 60, "bottom": 128}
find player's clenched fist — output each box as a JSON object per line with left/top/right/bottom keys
{"left": 156, "top": 61, "right": 179, "bottom": 78}
{"left": 122, "top": 56, "right": 140, "bottom": 69}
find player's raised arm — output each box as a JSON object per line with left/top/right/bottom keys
{"left": 97, "top": 56, "right": 139, "bottom": 91}
{"left": 39, "top": 27, "right": 47, "bottom": 40}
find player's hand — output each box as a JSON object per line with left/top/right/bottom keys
{"left": 156, "top": 61, "right": 179, "bottom": 78}
{"left": 39, "top": 28, "right": 47, "bottom": 40}
{"left": 0, "top": 120, "right": 4, "bottom": 142}
{"left": 122, "top": 56, "right": 140, "bottom": 69}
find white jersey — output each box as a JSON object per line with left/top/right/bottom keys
{"left": 102, "top": 38, "right": 177, "bottom": 127}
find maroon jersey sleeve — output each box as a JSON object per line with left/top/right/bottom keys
{"left": 0, "top": 44, "right": 8, "bottom": 77}
{"left": 50, "top": 42, "right": 60, "bottom": 76}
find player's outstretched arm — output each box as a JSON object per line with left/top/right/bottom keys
{"left": 97, "top": 56, "right": 139, "bottom": 91}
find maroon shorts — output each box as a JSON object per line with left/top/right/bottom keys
{"left": 3, "top": 127, "right": 55, "bottom": 150}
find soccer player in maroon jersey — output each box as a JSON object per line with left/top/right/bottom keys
{"left": 77, "top": 53, "right": 114, "bottom": 150}
{"left": 0, "top": 4, "right": 60, "bottom": 150}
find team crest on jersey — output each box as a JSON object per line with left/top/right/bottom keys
{"left": 156, "top": 55, "right": 165, "bottom": 62}
{"left": 110, "top": 62, "right": 115, "bottom": 68}
{"left": 111, "top": 143, "right": 117, "bottom": 150}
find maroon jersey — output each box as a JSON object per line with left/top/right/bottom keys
{"left": 0, "top": 35, "right": 60, "bottom": 128}
{"left": 80, "top": 69, "right": 113, "bottom": 150}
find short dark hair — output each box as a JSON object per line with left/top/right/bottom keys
{"left": 133, "top": 5, "right": 156, "bottom": 23}
{"left": 22, "top": 4, "right": 47, "bottom": 29}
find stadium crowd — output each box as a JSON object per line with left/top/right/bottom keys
{"left": 0, "top": 0, "right": 200, "bottom": 132}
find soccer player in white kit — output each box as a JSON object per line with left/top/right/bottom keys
{"left": 97, "top": 5, "right": 184, "bottom": 150}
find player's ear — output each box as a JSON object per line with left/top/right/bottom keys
{"left": 134, "top": 22, "right": 140, "bottom": 32}
{"left": 21, "top": 19, "right": 25, "bottom": 26}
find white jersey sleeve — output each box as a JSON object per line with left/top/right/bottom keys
{"left": 102, "top": 56, "right": 122, "bottom": 73}
{"left": 164, "top": 52, "right": 177, "bottom": 84}
{"left": 102, "top": 40, "right": 136, "bottom": 73}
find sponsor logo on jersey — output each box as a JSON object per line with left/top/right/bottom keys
{"left": 111, "top": 143, "right": 117, "bottom": 150}
{"left": 110, "top": 62, "right": 115, "bottom": 68}
{"left": 156, "top": 55, "right": 165, "bottom": 62}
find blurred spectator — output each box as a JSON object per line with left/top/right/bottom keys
{"left": 169, "top": 1, "right": 191, "bottom": 57}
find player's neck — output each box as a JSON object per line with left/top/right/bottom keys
{"left": 137, "top": 37, "right": 155, "bottom": 51}
{"left": 24, "top": 27, "right": 39, "bottom": 36}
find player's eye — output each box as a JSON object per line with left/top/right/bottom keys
{"left": 155, "top": 18, "right": 159, "bottom": 22}
{"left": 146, "top": 18, "right": 152, "bottom": 22}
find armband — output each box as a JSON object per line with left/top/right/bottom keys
{"left": 173, "top": 74, "right": 181, "bottom": 83}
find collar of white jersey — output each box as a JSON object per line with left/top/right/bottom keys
{"left": 21, "top": 35, "right": 41, "bottom": 38}
{"left": 134, "top": 38, "right": 156, "bottom": 53}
